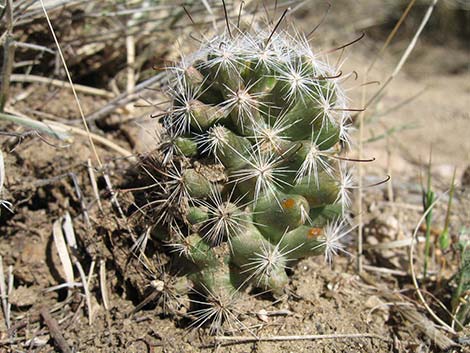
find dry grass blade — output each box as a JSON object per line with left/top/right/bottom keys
{"left": 365, "top": 236, "right": 426, "bottom": 250}
{"left": 0, "top": 150, "right": 13, "bottom": 213}
{"left": 99, "top": 259, "right": 109, "bottom": 311}
{"left": 61, "top": 215, "right": 94, "bottom": 325}
{"left": 52, "top": 219, "right": 74, "bottom": 287}
{"left": 409, "top": 192, "right": 455, "bottom": 332}
{"left": 125, "top": 8, "right": 136, "bottom": 104}
{"left": 362, "top": 265, "right": 408, "bottom": 277}
{"left": 201, "top": 0, "right": 217, "bottom": 30}
{"left": 75, "top": 257, "right": 93, "bottom": 326}
{"left": 0, "top": 150, "right": 5, "bottom": 193}
{"left": 357, "top": 90, "right": 365, "bottom": 273}
{"left": 0, "top": 256, "right": 10, "bottom": 329}
{"left": 366, "top": 0, "right": 440, "bottom": 110}
{"left": 86, "top": 260, "right": 95, "bottom": 289}
{"left": 39, "top": 0, "right": 103, "bottom": 169}
{"left": 0, "top": 0, "right": 15, "bottom": 112}
{"left": 13, "top": 41, "right": 54, "bottom": 54}
{"left": 45, "top": 282, "right": 83, "bottom": 292}
{"left": 366, "top": 0, "right": 417, "bottom": 73}
{"left": 63, "top": 212, "right": 77, "bottom": 250}
{"left": 0, "top": 149, "right": 12, "bottom": 213}
{"left": 0, "top": 111, "right": 71, "bottom": 141}
{"left": 6, "top": 265, "right": 13, "bottom": 330}
{"left": 87, "top": 159, "right": 103, "bottom": 212}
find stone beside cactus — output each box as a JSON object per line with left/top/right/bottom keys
{"left": 139, "top": 23, "right": 356, "bottom": 333}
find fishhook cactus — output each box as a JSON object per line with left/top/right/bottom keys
{"left": 139, "top": 21, "right": 357, "bottom": 333}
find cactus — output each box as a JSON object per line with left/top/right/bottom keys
{"left": 137, "top": 23, "right": 356, "bottom": 333}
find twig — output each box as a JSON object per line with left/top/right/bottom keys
{"left": 42, "top": 119, "right": 135, "bottom": 160}
{"left": 257, "top": 309, "right": 293, "bottom": 317}
{"left": 40, "top": 308, "right": 73, "bottom": 353}
{"left": 13, "top": 41, "right": 55, "bottom": 54}
{"left": 214, "top": 333, "right": 391, "bottom": 344}
{"left": 362, "top": 265, "right": 408, "bottom": 277}
{"left": 82, "top": 72, "right": 166, "bottom": 124}
{"left": 10, "top": 74, "right": 114, "bottom": 98}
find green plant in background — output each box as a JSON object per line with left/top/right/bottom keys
{"left": 137, "top": 21, "right": 357, "bottom": 333}
{"left": 451, "top": 227, "right": 470, "bottom": 330}
{"left": 422, "top": 152, "right": 435, "bottom": 278}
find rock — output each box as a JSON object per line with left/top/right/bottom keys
{"left": 365, "top": 295, "right": 389, "bottom": 322}
{"left": 9, "top": 285, "right": 39, "bottom": 307}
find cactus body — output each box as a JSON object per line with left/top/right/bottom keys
{"left": 141, "top": 25, "right": 355, "bottom": 333}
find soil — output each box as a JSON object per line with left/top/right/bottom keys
{"left": 1, "top": 2, "right": 469, "bottom": 352}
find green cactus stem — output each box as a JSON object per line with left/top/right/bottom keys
{"left": 136, "top": 23, "right": 358, "bottom": 334}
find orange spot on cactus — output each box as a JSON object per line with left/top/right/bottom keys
{"left": 282, "top": 198, "right": 295, "bottom": 209}
{"left": 307, "top": 227, "right": 322, "bottom": 239}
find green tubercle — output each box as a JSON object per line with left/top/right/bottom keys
{"left": 254, "top": 194, "right": 310, "bottom": 243}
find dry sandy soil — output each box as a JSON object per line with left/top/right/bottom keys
{"left": 0, "top": 1, "right": 469, "bottom": 352}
